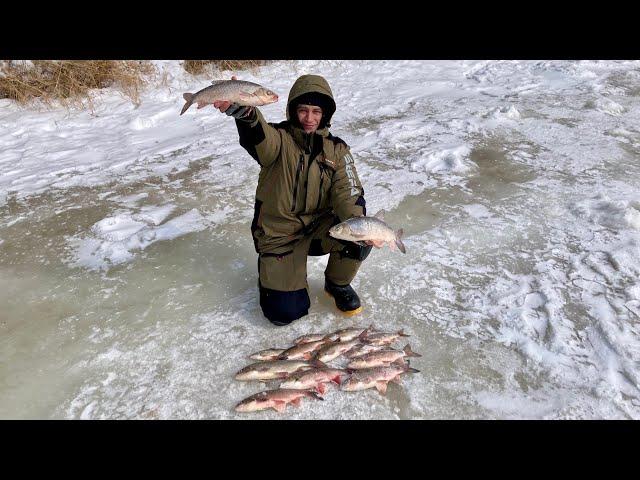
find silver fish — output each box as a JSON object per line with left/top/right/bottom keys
{"left": 363, "top": 328, "right": 411, "bottom": 346}
{"left": 248, "top": 348, "right": 287, "bottom": 361}
{"left": 235, "top": 389, "right": 323, "bottom": 413}
{"left": 234, "top": 360, "right": 318, "bottom": 381}
{"left": 277, "top": 340, "right": 334, "bottom": 361}
{"left": 329, "top": 210, "right": 406, "bottom": 254}
{"left": 347, "top": 344, "right": 421, "bottom": 369}
{"left": 180, "top": 79, "right": 278, "bottom": 115}
{"left": 324, "top": 326, "right": 372, "bottom": 343}
{"left": 343, "top": 343, "right": 387, "bottom": 359}
{"left": 315, "top": 339, "right": 362, "bottom": 363}
{"left": 280, "top": 367, "right": 350, "bottom": 394}
{"left": 293, "top": 333, "right": 327, "bottom": 345}
{"left": 341, "top": 362, "right": 419, "bottom": 395}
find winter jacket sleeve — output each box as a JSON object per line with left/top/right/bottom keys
{"left": 330, "top": 144, "right": 366, "bottom": 222}
{"left": 235, "top": 108, "right": 281, "bottom": 168}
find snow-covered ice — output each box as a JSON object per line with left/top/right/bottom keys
{"left": 1, "top": 60, "right": 640, "bottom": 419}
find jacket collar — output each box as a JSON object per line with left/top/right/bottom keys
{"left": 289, "top": 125, "right": 329, "bottom": 154}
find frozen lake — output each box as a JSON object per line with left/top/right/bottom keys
{"left": 1, "top": 60, "right": 639, "bottom": 419}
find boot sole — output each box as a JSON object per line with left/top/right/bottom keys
{"left": 324, "top": 291, "right": 363, "bottom": 317}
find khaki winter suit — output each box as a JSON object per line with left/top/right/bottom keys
{"left": 234, "top": 75, "right": 370, "bottom": 324}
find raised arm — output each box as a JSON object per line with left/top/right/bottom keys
{"left": 211, "top": 76, "right": 282, "bottom": 168}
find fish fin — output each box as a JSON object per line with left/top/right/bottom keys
{"left": 395, "top": 229, "right": 406, "bottom": 254}
{"left": 403, "top": 344, "right": 422, "bottom": 358}
{"left": 273, "top": 402, "right": 287, "bottom": 413}
{"left": 406, "top": 367, "right": 420, "bottom": 374}
{"left": 291, "top": 398, "right": 302, "bottom": 407}
{"left": 354, "top": 241, "right": 368, "bottom": 246}
{"left": 211, "top": 80, "right": 226, "bottom": 85}
{"left": 331, "top": 375, "right": 342, "bottom": 385}
{"left": 375, "top": 381, "right": 388, "bottom": 395}
{"left": 317, "top": 383, "right": 326, "bottom": 395}
{"left": 238, "top": 91, "right": 257, "bottom": 103}
{"left": 374, "top": 209, "right": 385, "bottom": 221}
{"left": 312, "top": 359, "right": 329, "bottom": 369}
{"left": 307, "top": 390, "right": 324, "bottom": 401}
{"left": 180, "top": 93, "right": 194, "bottom": 115}
{"left": 357, "top": 329, "right": 370, "bottom": 342}
{"left": 399, "top": 329, "right": 410, "bottom": 337}
{"left": 390, "top": 376, "right": 402, "bottom": 385}
{"left": 393, "top": 358, "right": 408, "bottom": 368}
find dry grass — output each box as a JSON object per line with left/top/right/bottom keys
{"left": 0, "top": 60, "right": 271, "bottom": 110}
{"left": 0, "top": 60, "right": 156, "bottom": 109}
{"left": 183, "top": 60, "right": 269, "bottom": 75}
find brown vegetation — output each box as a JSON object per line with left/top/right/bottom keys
{"left": 183, "top": 60, "right": 269, "bottom": 75}
{"left": 0, "top": 60, "right": 155, "bottom": 108}
{"left": 0, "top": 60, "right": 271, "bottom": 109}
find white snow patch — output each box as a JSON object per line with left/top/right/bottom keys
{"left": 410, "top": 144, "right": 474, "bottom": 174}
{"left": 68, "top": 207, "right": 209, "bottom": 270}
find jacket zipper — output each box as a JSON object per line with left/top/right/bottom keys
{"left": 291, "top": 154, "right": 304, "bottom": 212}
{"left": 316, "top": 170, "right": 324, "bottom": 210}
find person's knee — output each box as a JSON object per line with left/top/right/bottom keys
{"left": 259, "top": 285, "right": 310, "bottom": 326}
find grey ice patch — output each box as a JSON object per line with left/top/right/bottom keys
{"left": 569, "top": 194, "right": 640, "bottom": 231}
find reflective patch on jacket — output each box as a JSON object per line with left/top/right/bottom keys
{"left": 343, "top": 153, "right": 360, "bottom": 197}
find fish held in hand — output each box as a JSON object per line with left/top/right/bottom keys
{"left": 180, "top": 79, "right": 278, "bottom": 115}
{"left": 329, "top": 210, "right": 406, "bottom": 253}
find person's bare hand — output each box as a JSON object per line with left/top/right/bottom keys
{"left": 212, "top": 100, "right": 232, "bottom": 112}
{"left": 212, "top": 76, "right": 238, "bottom": 112}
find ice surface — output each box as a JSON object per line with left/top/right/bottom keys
{"left": 1, "top": 60, "right": 640, "bottom": 419}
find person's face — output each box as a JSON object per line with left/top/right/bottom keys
{"left": 296, "top": 104, "right": 323, "bottom": 133}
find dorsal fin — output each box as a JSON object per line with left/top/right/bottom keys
{"left": 374, "top": 209, "right": 385, "bottom": 221}
{"left": 211, "top": 80, "right": 227, "bottom": 85}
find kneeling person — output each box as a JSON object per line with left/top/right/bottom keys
{"left": 214, "top": 74, "right": 374, "bottom": 326}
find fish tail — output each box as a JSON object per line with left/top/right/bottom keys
{"left": 395, "top": 228, "right": 406, "bottom": 254}
{"left": 403, "top": 344, "right": 422, "bottom": 358}
{"left": 357, "top": 328, "right": 370, "bottom": 342}
{"left": 180, "top": 93, "right": 194, "bottom": 115}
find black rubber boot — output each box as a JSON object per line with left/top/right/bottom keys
{"left": 324, "top": 278, "right": 363, "bottom": 316}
